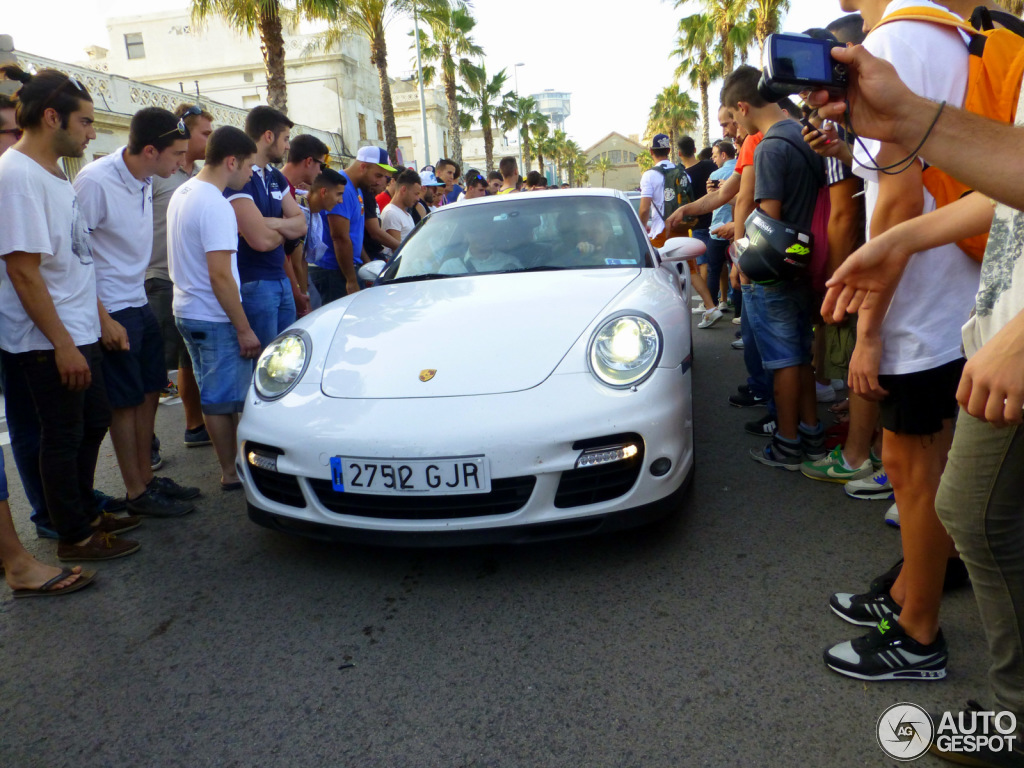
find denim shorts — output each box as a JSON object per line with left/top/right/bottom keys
{"left": 175, "top": 317, "right": 253, "bottom": 415}
{"left": 101, "top": 305, "right": 167, "bottom": 409}
{"left": 240, "top": 278, "right": 297, "bottom": 350}
{"left": 691, "top": 228, "right": 711, "bottom": 266}
{"left": 744, "top": 281, "right": 815, "bottom": 370}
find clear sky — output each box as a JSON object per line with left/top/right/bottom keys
{"left": 4, "top": 0, "right": 844, "bottom": 150}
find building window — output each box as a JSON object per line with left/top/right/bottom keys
{"left": 243, "top": 72, "right": 254, "bottom": 83}
{"left": 376, "top": 120, "right": 384, "bottom": 141}
{"left": 124, "top": 33, "right": 146, "bottom": 60}
{"left": 358, "top": 114, "right": 367, "bottom": 141}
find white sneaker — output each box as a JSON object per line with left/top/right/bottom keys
{"left": 816, "top": 381, "right": 837, "bottom": 403}
{"left": 731, "top": 338, "right": 744, "bottom": 350}
{"left": 717, "top": 301, "right": 729, "bottom": 311}
{"left": 731, "top": 316, "right": 742, "bottom": 325}
{"left": 692, "top": 301, "right": 707, "bottom": 314}
{"left": 884, "top": 503, "right": 900, "bottom": 527}
{"left": 831, "top": 378, "right": 846, "bottom": 391}
{"left": 845, "top": 468, "right": 894, "bottom": 500}
{"left": 698, "top": 307, "right": 724, "bottom": 329}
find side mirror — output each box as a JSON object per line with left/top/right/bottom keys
{"left": 357, "top": 259, "right": 387, "bottom": 283}
{"left": 658, "top": 236, "right": 706, "bottom": 263}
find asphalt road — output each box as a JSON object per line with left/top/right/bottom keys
{"left": 0, "top": 315, "right": 991, "bottom": 768}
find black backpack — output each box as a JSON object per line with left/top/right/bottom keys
{"left": 651, "top": 163, "right": 697, "bottom": 228}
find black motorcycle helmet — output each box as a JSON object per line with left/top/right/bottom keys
{"left": 738, "top": 208, "right": 814, "bottom": 284}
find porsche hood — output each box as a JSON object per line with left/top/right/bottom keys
{"left": 319, "top": 270, "right": 640, "bottom": 399}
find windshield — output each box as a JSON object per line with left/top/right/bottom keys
{"left": 379, "top": 196, "right": 652, "bottom": 283}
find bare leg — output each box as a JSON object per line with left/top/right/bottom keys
{"left": 109, "top": 406, "right": 147, "bottom": 499}
{"left": 883, "top": 423, "right": 956, "bottom": 645}
{"left": 204, "top": 413, "right": 240, "bottom": 485}
{"left": 843, "top": 393, "right": 879, "bottom": 468}
{"left": 178, "top": 365, "right": 205, "bottom": 432}
{"left": 773, "top": 364, "right": 818, "bottom": 441}
{"left": 0, "top": 499, "right": 84, "bottom": 591}
{"left": 688, "top": 266, "right": 716, "bottom": 312}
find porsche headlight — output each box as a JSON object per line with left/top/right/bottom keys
{"left": 254, "top": 332, "right": 309, "bottom": 400}
{"left": 588, "top": 314, "right": 661, "bottom": 388}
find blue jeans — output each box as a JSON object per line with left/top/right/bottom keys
{"left": 240, "top": 278, "right": 296, "bottom": 350}
{"left": 691, "top": 228, "right": 711, "bottom": 267}
{"left": 176, "top": 318, "right": 253, "bottom": 415}
{"left": 744, "top": 282, "right": 815, "bottom": 371}
{"left": 740, "top": 284, "right": 775, "bottom": 415}
{"left": 705, "top": 237, "right": 730, "bottom": 306}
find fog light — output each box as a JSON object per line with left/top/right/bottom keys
{"left": 247, "top": 450, "right": 279, "bottom": 472}
{"left": 650, "top": 458, "right": 672, "bottom": 476}
{"left": 575, "top": 444, "right": 639, "bottom": 469}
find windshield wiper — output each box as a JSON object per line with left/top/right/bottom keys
{"left": 384, "top": 273, "right": 454, "bottom": 284}
{"left": 508, "top": 265, "right": 574, "bottom": 273}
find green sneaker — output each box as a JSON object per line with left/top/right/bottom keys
{"left": 801, "top": 445, "right": 874, "bottom": 484}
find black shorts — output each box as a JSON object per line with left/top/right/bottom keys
{"left": 145, "top": 277, "right": 190, "bottom": 371}
{"left": 101, "top": 305, "right": 167, "bottom": 409}
{"left": 878, "top": 358, "right": 965, "bottom": 436}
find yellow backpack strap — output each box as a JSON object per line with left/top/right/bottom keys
{"left": 873, "top": 6, "right": 976, "bottom": 35}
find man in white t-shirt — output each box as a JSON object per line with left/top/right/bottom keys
{"left": 820, "top": 0, "right": 979, "bottom": 685}
{"left": 0, "top": 68, "right": 141, "bottom": 562}
{"left": 74, "top": 107, "right": 199, "bottom": 519}
{"left": 380, "top": 169, "right": 422, "bottom": 257}
{"left": 638, "top": 133, "right": 676, "bottom": 246}
{"left": 168, "top": 126, "right": 261, "bottom": 489}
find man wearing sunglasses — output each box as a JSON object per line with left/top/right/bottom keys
{"left": 73, "top": 107, "right": 199, "bottom": 519}
{"left": 225, "top": 105, "right": 307, "bottom": 351}
{"left": 146, "top": 104, "right": 215, "bottom": 452}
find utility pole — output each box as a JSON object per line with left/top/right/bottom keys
{"left": 413, "top": 1, "right": 430, "bottom": 168}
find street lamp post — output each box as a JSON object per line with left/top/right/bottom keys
{"left": 514, "top": 62, "right": 525, "bottom": 175}
{"left": 413, "top": 1, "right": 430, "bottom": 168}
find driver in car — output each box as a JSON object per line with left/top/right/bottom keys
{"left": 573, "top": 212, "right": 616, "bottom": 265}
{"left": 439, "top": 218, "right": 522, "bottom": 274}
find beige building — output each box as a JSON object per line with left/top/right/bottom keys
{"left": 99, "top": 10, "right": 386, "bottom": 159}
{"left": 1, "top": 35, "right": 343, "bottom": 180}
{"left": 584, "top": 132, "right": 648, "bottom": 191}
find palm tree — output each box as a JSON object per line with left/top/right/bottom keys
{"left": 750, "top": 0, "right": 791, "bottom": 62}
{"left": 191, "top": 0, "right": 338, "bottom": 114}
{"left": 457, "top": 63, "right": 512, "bottom": 173}
{"left": 675, "top": 0, "right": 753, "bottom": 76}
{"left": 673, "top": 12, "right": 720, "bottom": 149}
{"left": 563, "top": 141, "right": 586, "bottom": 187}
{"left": 636, "top": 151, "right": 654, "bottom": 173}
{"left": 590, "top": 155, "right": 614, "bottom": 187}
{"left": 307, "top": 0, "right": 412, "bottom": 164}
{"left": 646, "top": 85, "right": 699, "bottom": 163}
{"left": 416, "top": 0, "right": 483, "bottom": 169}
{"left": 1002, "top": 0, "right": 1023, "bottom": 15}
{"left": 502, "top": 95, "right": 546, "bottom": 172}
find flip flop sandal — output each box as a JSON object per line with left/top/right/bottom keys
{"left": 12, "top": 568, "right": 96, "bottom": 599}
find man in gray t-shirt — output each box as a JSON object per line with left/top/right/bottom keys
{"left": 145, "top": 105, "right": 213, "bottom": 450}
{"left": 722, "top": 65, "right": 826, "bottom": 470}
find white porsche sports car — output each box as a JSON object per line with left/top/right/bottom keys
{"left": 238, "top": 189, "right": 702, "bottom": 545}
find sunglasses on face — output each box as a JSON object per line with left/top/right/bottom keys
{"left": 40, "top": 73, "right": 87, "bottom": 111}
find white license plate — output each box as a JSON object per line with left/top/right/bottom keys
{"left": 330, "top": 456, "right": 491, "bottom": 495}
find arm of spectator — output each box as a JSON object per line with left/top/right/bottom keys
{"left": 275, "top": 192, "right": 308, "bottom": 240}
{"left": 98, "top": 300, "right": 129, "bottom": 352}
{"left": 959, "top": 307, "right": 1024, "bottom": 426}
{"left": 386, "top": 227, "right": 402, "bottom": 242}
{"left": 230, "top": 198, "right": 285, "bottom": 252}
{"left": 827, "top": 177, "right": 864, "bottom": 279}
{"left": 638, "top": 198, "right": 652, "bottom": 231}
{"left": 823, "top": 192, "right": 994, "bottom": 321}
{"left": 803, "top": 124, "right": 854, "bottom": 165}
{"left": 366, "top": 216, "right": 401, "bottom": 252}
{"left": 2, "top": 251, "right": 91, "bottom": 390}
{"left": 207, "top": 249, "right": 260, "bottom": 358}
{"left": 668, "top": 172, "right": 741, "bottom": 227}
{"left": 288, "top": 242, "right": 311, "bottom": 317}
{"left": 327, "top": 213, "right": 360, "bottom": 295}
{"left": 711, "top": 223, "right": 735, "bottom": 240}
{"left": 282, "top": 250, "right": 310, "bottom": 317}
{"left": 733, "top": 170, "right": 756, "bottom": 240}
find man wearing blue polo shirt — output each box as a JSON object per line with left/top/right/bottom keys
{"left": 224, "top": 106, "right": 307, "bottom": 350}
{"left": 310, "top": 146, "right": 396, "bottom": 304}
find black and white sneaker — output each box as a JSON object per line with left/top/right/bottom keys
{"left": 824, "top": 619, "right": 948, "bottom": 681}
{"left": 830, "top": 590, "right": 901, "bottom": 627}
{"left": 745, "top": 413, "right": 777, "bottom": 437}
{"left": 729, "top": 391, "right": 767, "bottom": 408}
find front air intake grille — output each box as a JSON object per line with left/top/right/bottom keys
{"left": 307, "top": 476, "right": 536, "bottom": 520}
{"left": 249, "top": 466, "right": 306, "bottom": 508}
{"left": 554, "top": 441, "right": 645, "bottom": 508}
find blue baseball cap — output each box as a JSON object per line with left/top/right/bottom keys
{"left": 650, "top": 133, "right": 671, "bottom": 150}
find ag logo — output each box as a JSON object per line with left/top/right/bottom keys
{"left": 877, "top": 703, "right": 934, "bottom": 761}
{"left": 419, "top": 369, "right": 437, "bottom": 382}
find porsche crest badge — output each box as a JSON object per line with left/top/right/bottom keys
{"left": 419, "top": 369, "right": 437, "bottom": 382}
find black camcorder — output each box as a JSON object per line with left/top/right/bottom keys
{"left": 758, "top": 32, "right": 848, "bottom": 103}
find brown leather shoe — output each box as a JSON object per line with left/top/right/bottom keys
{"left": 57, "top": 532, "right": 140, "bottom": 562}
{"left": 92, "top": 511, "right": 142, "bottom": 535}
